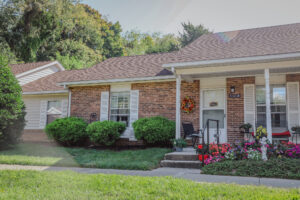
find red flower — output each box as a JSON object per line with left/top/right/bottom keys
{"left": 198, "top": 154, "right": 209, "bottom": 161}
{"left": 198, "top": 145, "right": 203, "bottom": 149}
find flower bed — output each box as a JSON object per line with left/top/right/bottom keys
{"left": 197, "top": 141, "right": 300, "bottom": 165}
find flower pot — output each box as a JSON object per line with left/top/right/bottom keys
{"left": 175, "top": 147, "right": 183, "bottom": 152}
{"left": 244, "top": 128, "right": 250, "bottom": 134}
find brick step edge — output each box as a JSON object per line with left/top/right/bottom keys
{"left": 160, "top": 160, "right": 201, "bottom": 169}
{"left": 164, "top": 154, "right": 199, "bottom": 161}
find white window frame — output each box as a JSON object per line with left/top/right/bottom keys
{"left": 109, "top": 91, "right": 130, "bottom": 126}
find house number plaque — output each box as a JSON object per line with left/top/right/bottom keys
{"left": 228, "top": 93, "right": 241, "bottom": 98}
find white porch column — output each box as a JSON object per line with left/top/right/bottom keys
{"left": 176, "top": 75, "right": 181, "bottom": 139}
{"left": 264, "top": 68, "right": 272, "bottom": 142}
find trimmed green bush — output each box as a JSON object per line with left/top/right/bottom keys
{"left": 45, "top": 117, "right": 88, "bottom": 146}
{"left": 133, "top": 116, "right": 175, "bottom": 146}
{"left": 201, "top": 158, "right": 300, "bottom": 179}
{"left": 0, "top": 56, "right": 26, "bottom": 146}
{"left": 86, "top": 121, "right": 125, "bottom": 146}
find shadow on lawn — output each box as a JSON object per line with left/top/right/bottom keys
{"left": 0, "top": 142, "right": 172, "bottom": 170}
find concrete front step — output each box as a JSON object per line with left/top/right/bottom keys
{"left": 160, "top": 160, "right": 201, "bottom": 169}
{"left": 164, "top": 153, "right": 198, "bottom": 161}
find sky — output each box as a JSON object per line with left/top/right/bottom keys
{"left": 82, "top": 0, "right": 300, "bottom": 35}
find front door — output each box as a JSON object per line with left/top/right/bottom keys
{"left": 201, "top": 89, "right": 227, "bottom": 143}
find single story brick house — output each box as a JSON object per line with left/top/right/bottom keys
{"left": 13, "top": 23, "right": 300, "bottom": 144}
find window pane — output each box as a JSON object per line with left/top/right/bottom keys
{"left": 272, "top": 86, "right": 286, "bottom": 104}
{"left": 203, "top": 90, "right": 224, "bottom": 109}
{"left": 272, "top": 113, "right": 286, "bottom": 128}
{"left": 110, "top": 92, "right": 130, "bottom": 127}
{"left": 256, "top": 86, "right": 265, "bottom": 105}
{"left": 256, "top": 85, "right": 286, "bottom": 129}
{"left": 203, "top": 110, "right": 224, "bottom": 128}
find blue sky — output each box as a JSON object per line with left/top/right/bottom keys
{"left": 82, "top": 0, "right": 300, "bottom": 35}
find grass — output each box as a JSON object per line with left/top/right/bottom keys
{"left": 202, "top": 158, "right": 300, "bottom": 179}
{"left": 0, "top": 170, "right": 299, "bottom": 200}
{"left": 0, "top": 143, "right": 171, "bottom": 170}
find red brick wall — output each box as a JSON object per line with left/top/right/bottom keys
{"left": 286, "top": 74, "right": 300, "bottom": 88}
{"left": 226, "top": 77, "right": 255, "bottom": 143}
{"left": 70, "top": 81, "right": 199, "bottom": 136}
{"left": 131, "top": 81, "right": 176, "bottom": 120}
{"left": 131, "top": 80, "right": 200, "bottom": 134}
{"left": 70, "top": 85, "right": 110, "bottom": 121}
{"left": 181, "top": 81, "right": 200, "bottom": 131}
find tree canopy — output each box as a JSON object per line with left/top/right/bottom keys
{"left": 179, "top": 21, "right": 210, "bottom": 46}
{"left": 0, "top": 55, "right": 26, "bottom": 146}
{"left": 0, "top": 1, "right": 210, "bottom": 69}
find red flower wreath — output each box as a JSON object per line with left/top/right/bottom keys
{"left": 181, "top": 96, "right": 195, "bottom": 113}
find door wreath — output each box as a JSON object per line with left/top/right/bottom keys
{"left": 181, "top": 96, "right": 195, "bottom": 113}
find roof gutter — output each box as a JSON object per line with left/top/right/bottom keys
{"left": 59, "top": 75, "right": 176, "bottom": 87}
{"left": 22, "top": 90, "right": 68, "bottom": 95}
{"left": 162, "top": 52, "right": 300, "bottom": 69}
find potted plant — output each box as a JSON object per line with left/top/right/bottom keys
{"left": 171, "top": 138, "right": 187, "bottom": 152}
{"left": 239, "top": 123, "right": 252, "bottom": 133}
{"left": 291, "top": 126, "right": 300, "bottom": 134}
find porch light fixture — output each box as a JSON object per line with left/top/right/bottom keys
{"left": 230, "top": 86, "right": 235, "bottom": 93}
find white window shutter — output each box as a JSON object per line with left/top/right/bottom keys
{"left": 287, "top": 82, "right": 300, "bottom": 129}
{"left": 100, "top": 91, "right": 109, "bottom": 121}
{"left": 39, "top": 100, "right": 48, "bottom": 128}
{"left": 244, "top": 84, "right": 256, "bottom": 130}
{"left": 129, "top": 90, "right": 139, "bottom": 127}
{"left": 61, "top": 99, "right": 68, "bottom": 118}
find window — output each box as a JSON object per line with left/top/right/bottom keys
{"left": 47, "top": 101, "right": 62, "bottom": 124}
{"left": 110, "top": 92, "right": 130, "bottom": 126}
{"left": 256, "top": 85, "right": 286, "bottom": 129}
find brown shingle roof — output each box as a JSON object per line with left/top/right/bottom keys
{"left": 9, "top": 61, "right": 54, "bottom": 75}
{"left": 173, "top": 23, "right": 300, "bottom": 64}
{"left": 60, "top": 52, "right": 177, "bottom": 83}
{"left": 22, "top": 70, "right": 71, "bottom": 93}
{"left": 61, "top": 23, "right": 300, "bottom": 84}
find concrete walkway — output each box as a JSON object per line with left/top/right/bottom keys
{"left": 0, "top": 164, "right": 299, "bottom": 188}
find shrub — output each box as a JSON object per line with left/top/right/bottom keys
{"left": 201, "top": 158, "right": 300, "bottom": 179}
{"left": 86, "top": 121, "right": 125, "bottom": 146}
{"left": 133, "top": 116, "right": 175, "bottom": 146}
{"left": 0, "top": 56, "right": 26, "bottom": 147}
{"left": 45, "top": 117, "right": 88, "bottom": 146}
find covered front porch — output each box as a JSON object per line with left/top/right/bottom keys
{"left": 166, "top": 56, "right": 300, "bottom": 144}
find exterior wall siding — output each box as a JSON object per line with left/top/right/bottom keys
{"left": 226, "top": 77, "right": 255, "bottom": 143}
{"left": 70, "top": 85, "right": 110, "bottom": 121}
{"left": 23, "top": 94, "right": 68, "bottom": 129}
{"left": 18, "top": 66, "right": 59, "bottom": 86}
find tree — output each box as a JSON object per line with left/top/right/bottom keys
{"left": 122, "top": 30, "right": 180, "bottom": 56}
{"left": 179, "top": 22, "right": 210, "bottom": 46}
{"left": 0, "top": 1, "right": 124, "bottom": 69}
{"left": 0, "top": 55, "right": 26, "bottom": 147}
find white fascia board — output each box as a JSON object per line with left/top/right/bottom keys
{"left": 59, "top": 75, "right": 176, "bottom": 87}
{"left": 22, "top": 90, "right": 68, "bottom": 95}
{"left": 162, "top": 52, "right": 300, "bottom": 69}
{"left": 16, "top": 61, "right": 65, "bottom": 78}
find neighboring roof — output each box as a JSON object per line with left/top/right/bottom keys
{"left": 9, "top": 61, "right": 54, "bottom": 75}
{"left": 60, "top": 52, "right": 177, "bottom": 83}
{"left": 22, "top": 70, "right": 71, "bottom": 93}
{"left": 170, "top": 23, "right": 300, "bottom": 65}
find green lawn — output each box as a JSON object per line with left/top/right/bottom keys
{"left": 0, "top": 143, "right": 171, "bottom": 170}
{"left": 0, "top": 170, "right": 299, "bottom": 200}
